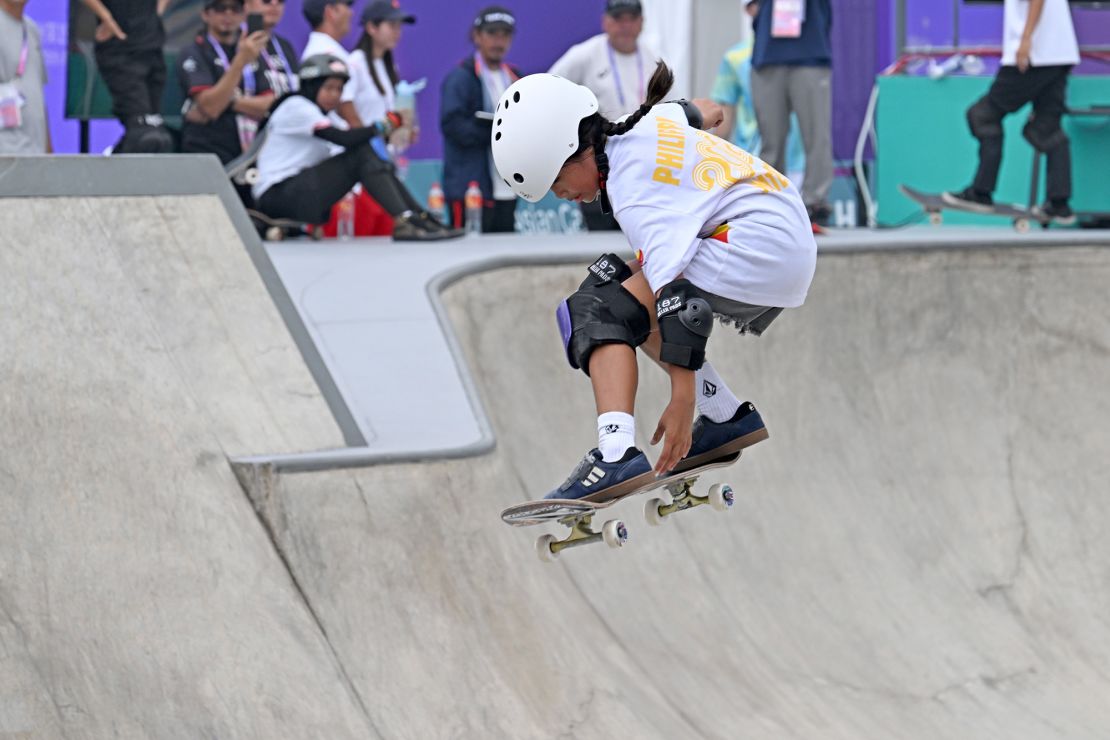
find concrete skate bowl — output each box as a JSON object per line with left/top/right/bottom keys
{"left": 246, "top": 244, "right": 1110, "bottom": 738}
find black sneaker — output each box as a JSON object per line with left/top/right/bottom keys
{"left": 392, "top": 212, "right": 462, "bottom": 241}
{"left": 418, "top": 210, "right": 465, "bottom": 238}
{"left": 942, "top": 187, "right": 995, "bottom": 214}
{"left": 1032, "top": 200, "right": 1077, "bottom": 226}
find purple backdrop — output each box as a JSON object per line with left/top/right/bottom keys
{"left": 29, "top": 1, "right": 1110, "bottom": 156}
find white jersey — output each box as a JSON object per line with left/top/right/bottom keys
{"left": 606, "top": 103, "right": 816, "bottom": 308}
{"left": 301, "top": 31, "right": 356, "bottom": 104}
{"left": 1002, "top": 0, "right": 1078, "bottom": 67}
{"left": 347, "top": 49, "right": 394, "bottom": 126}
{"left": 252, "top": 95, "right": 337, "bottom": 200}
{"left": 548, "top": 34, "right": 662, "bottom": 120}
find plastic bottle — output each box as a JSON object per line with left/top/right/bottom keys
{"left": 427, "top": 181, "right": 446, "bottom": 223}
{"left": 337, "top": 190, "right": 356, "bottom": 239}
{"left": 464, "top": 181, "right": 483, "bottom": 237}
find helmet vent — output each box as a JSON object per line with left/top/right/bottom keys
{"left": 513, "top": 173, "right": 524, "bottom": 183}
{"left": 496, "top": 119, "right": 502, "bottom": 126}
{"left": 495, "top": 132, "right": 502, "bottom": 141}
{"left": 513, "top": 91, "right": 521, "bottom": 103}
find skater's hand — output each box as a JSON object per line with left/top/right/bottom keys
{"left": 235, "top": 31, "right": 269, "bottom": 66}
{"left": 95, "top": 16, "right": 127, "bottom": 42}
{"left": 651, "top": 396, "right": 695, "bottom": 476}
{"left": 1017, "top": 39, "right": 1032, "bottom": 72}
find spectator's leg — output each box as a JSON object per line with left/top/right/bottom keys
{"left": 750, "top": 65, "right": 789, "bottom": 176}
{"left": 94, "top": 42, "right": 172, "bottom": 152}
{"left": 788, "top": 65, "right": 833, "bottom": 212}
{"left": 482, "top": 199, "right": 516, "bottom": 233}
{"left": 1027, "top": 66, "right": 1071, "bottom": 204}
{"left": 968, "top": 67, "right": 1032, "bottom": 196}
{"left": 257, "top": 150, "right": 366, "bottom": 223}
{"left": 144, "top": 48, "right": 167, "bottom": 121}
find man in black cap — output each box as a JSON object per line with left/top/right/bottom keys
{"left": 548, "top": 0, "right": 664, "bottom": 231}
{"left": 301, "top": 0, "right": 361, "bottom": 127}
{"left": 439, "top": 6, "right": 521, "bottom": 233}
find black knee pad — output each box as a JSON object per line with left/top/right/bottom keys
{"left": 557, "top": 254, "right": 650, "bottom": 376}
{"left": 656, "top": 279, "right": 713, "bottom": 370}
{"left": 1023, "top": 116, "right": 1068, "bottom": 153}
{"left": 967, "top": 98, "right": 1003, "bottom": 141}
{"left": 116, "top": 124, "right": 174, "bottom": 154}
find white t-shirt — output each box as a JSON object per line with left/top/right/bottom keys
{"left": 549, "top": 34, "right": 662, "bottom": 121}
{"left": 477, "top": 59, "right": 514, "bottom": 201}
{"left": 252, "top": 95, "right": 337, "bottom": 200}
{"left": 605, "top": 103, "right": 816, "bottom": 308}
{"left": 347, "top": 49, "right": 394, "bottom": 126}
{"left": 1002, "top": 0, "right": 1079, "bottom": 67}
{"left": 301, "top": 31, "right": 356, "bottom": 103}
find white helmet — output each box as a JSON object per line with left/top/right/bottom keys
{"left": 490, "top": 74, "right": 599, "bottom": 202}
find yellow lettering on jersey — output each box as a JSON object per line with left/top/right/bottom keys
{"left": 652, "top": 117, "right": 686, "bottom": 187}
{"left": 691, "top": 130, "right": 789, "bottom": 194}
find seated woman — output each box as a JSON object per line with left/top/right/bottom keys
{"left": 253, "top": 55, "right": 460, "bottom": 241}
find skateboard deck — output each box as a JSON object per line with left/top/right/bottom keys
{"left": 502, "top": 451, "right": 744, "bottom": 562}
{"left": 247, "top": 209, "right": 323, "bottom": 241}
{"left": 899, "top": 184, "right": 1042, "bottom": 231}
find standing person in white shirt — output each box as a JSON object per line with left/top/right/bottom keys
{"left": 348, "top": 0, "right": 415, "bottom": 151}
{"left": 490, "top": 64, "right": 817, "bottom": 499}
{"left": 548, "top": 0, "right": 662, "bottom": 231}
{"left": 300, "top": 0, "right": 361, "bottom": 128}
{"left": 943, "top": 0, "right": 1079, "bottom": 224}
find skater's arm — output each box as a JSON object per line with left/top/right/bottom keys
{"left": 1017, "top": 0, "right": 1046, "bottom": 72}
{"left": 80, "top": 0, "right": 126, "bottom": 41}
{"left": 652, "top": 366, "right": 695, "bottom": 475}
{"left": 313, "top": 124, "right": 389, "bottom": 148}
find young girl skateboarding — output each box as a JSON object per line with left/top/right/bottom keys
{"left": 490, "top": 63, "right": 817, "bottom": 500}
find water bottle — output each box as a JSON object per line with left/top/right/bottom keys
{"left": 464, "top": 181, "right": 483, "bottom": 237}
{"left": 427, "top": 182, "right": 446, "bottom": 223}
{"left": 337, "top": 190, "right": 356, "bottom": 239}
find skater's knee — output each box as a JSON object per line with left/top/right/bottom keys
{"left": 656, "top": 279, "right": 713, "bottom": 370}
{"left": 1022, "top": 115, "right": 1068, "bottom": 153}
{"left": 967, "top": 99, "right": 1003, "bottom": 141}
{"left": 558, "top": 254, "right": 651, "bottom": 376}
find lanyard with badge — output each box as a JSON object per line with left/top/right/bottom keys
{"left": 474, "top": 51, "right": 510, "bottom": 109}
{"left": 0, "top": 23, "right": 29, "bottom": 131}
{"left": 606, "top": 43, "right": 643, "bottom": 111}
{"left": 261, "top": 41, "right": 298, "bottom": 93}
{"left": 771, "top": 0, "right": 806, "bottom": 38}
{"left": 208, "top": 33, "right": 259, "bottom": 151}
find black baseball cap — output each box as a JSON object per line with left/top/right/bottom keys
{"left": 204, "top": 0, "right": 243, "bottom": 8}
{"left": 606, "top": 0, "right": 642, "bottom": 16}
{"left": 474, "top": 6, "right": 516, "bottom": 32}
{"left": 362, "top": 0, "right": 415, "bottom": 24}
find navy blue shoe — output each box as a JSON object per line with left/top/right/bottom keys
{"left": 671, "top": 402, "right": 769, "bottom": 476}
{"left": 544, "top": 447, "right": 656, "bottom": 502}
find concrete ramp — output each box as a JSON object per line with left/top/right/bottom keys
{"left": 244, "top": 246, "right": 1110, "bottom": 738}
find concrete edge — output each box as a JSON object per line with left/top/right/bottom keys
{"left": 1, "top": 155, "right": 366, "bottom": 447}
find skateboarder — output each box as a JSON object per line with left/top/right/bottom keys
{"left": 490, "top": 62, "right": 817, "bottom": 500}
{"left": 943, "top": 0, "right": 1079, "bottom": 225}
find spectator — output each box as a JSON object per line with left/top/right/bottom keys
{"left": 0, "top": 0, "right": 50, "bottom": 154}
{"left": 253, "top": 54, "right": 462, "bottom": 241}
{"left": 301, "top": 0, "right": 361, "bottom": 128}
{"left": 79, "top": 0, "right": 174, "bottom": 153}
{"left": 440, "top": 6, "right": 521, "bottom": 233}
{"left": 943, "top": 0, "right": 1079, "bottom": 225}
{"left": 747, "top": 0, "right": 833, "bottom": 226}
{"left": 178, "top": 0, "right": 272, "bottom": 204}
{"left": 245, "top": 0, "right": 299, "bottom": 96}
{"left": 348, "top": 0, "right": 416, "bottom": 153}
{"left": 710, "top": 33, "right": 805, "bottom": 183}
{"left": 548, "top": 0, "right": 663, "bottom": 231}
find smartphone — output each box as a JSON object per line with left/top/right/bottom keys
{"left": 246, "top": 13, "right": 265, "bottom": 35}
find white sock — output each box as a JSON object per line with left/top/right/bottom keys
{"left": 597, "top": 411, "right": 635, "bottom": 462}
{"left": 695, "top": 361, "right": 741, "bottom": 423}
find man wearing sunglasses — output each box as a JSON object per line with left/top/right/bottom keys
{"left": 245, "top": 0, "right": 299, "bottom": 95}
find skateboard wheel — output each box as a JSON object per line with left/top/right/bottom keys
{"left": 264, "top": 226, "right": 284, "bottom": 242}
{"left": 928, "top": 212, "right": 942, "bottom": 226}
{"left": 644, "top": 498, "right": 667, "bottom": 527}
{"left": 535, "top": 534, "right": 559, "bottom": 563}
{"left": 708, "top": 484, "right": 735, "bottom": 512}
{"left": 309, "top": 226, "right": 324, "bottom": 241}
{"left": 602, "top": 519, "right": 628, "bottom": 549}
{"left": 1013, "top": 218, "right": 1030, "bottom": 233}
{"left": 244, "top": 168, "right": 261, "bottom": 185}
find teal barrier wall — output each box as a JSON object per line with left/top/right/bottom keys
{"left": 877, "top": 76, "right": 1110, "bottom": 226}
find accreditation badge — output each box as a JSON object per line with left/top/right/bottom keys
{"left": 0, "top": 82, "right": 24, "bottom": 130}
{"left": 771, "top": 0, "right": 805, "bottom": 38}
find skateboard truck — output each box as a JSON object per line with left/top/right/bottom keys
{"left": 644, "top": 477, "right": 735, "bottom": 527}
{"left": 535, "top": 514, "right": 628, "bottom": 563}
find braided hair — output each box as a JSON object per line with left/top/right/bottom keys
{"left": 570, "top": 61, "right": 675, "bottom": 213}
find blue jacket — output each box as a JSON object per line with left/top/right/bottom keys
{"left": 751, "top": 0, "right": 832, "bottom": 69}
{"left": 439, "top": 56, "right": 521, "bottom": 202}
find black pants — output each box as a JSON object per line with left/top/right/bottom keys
{"left": 258, "top": 144, "right": 422, "bottom": 224}
{"left": 969, "top": 65, "right": 1072, "bottom": 202}
{"left": 95, "top": 43, "right": 165, "bottom": 123}
{"left": 580, "top": 197, "right": 621, "bottom": 231}
{"left": 447, "top": 198, "right": 516, "bottom": 232}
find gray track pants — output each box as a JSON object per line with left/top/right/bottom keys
{"left": 750, "top": 64, "right": 833, "bottom": 211}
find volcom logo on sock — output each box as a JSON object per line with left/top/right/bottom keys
{"left": 702, "top": 380, "right": 717, "bottom": 398}
{"left": 602, "top": 424, "right": 620, "bottom": 434}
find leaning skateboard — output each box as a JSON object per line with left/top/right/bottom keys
{"left": 247, "top": 209, "right": 324, "bottom": 242}
{"left": 501, "top": 451, "right": 747, "bottom": 563}
{"left": 899, "top": 184, "right": 1045, "bottom": 232}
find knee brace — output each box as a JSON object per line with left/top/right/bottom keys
{"left": 967, "top": 98, "right": 1003, "bottom": 141}
{"left": 656, "top": 279, "right": 713, "bottom": 370}
{"left": 1023, "top": 116, "right": 1068, "bottom": 153}
{"left": 117, "top": 122, "right": 174, "bottom": 154}
{"left": 557, "top": 254, "right": 650, "bottom": 376}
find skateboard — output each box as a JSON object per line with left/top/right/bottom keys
{"left": 247, "top": 209, "right": 324, "bottom": 242}
{"left": 501, "top": 451, "right": 743, "bottom": 563}
{"left": 899, "top": 184, "right": 1045, "bottom": 232}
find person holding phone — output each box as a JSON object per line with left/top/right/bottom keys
{"left": 244, "top": 0, "right": 299, "bottom": 95}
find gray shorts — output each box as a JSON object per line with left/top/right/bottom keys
{"left": 702, "top": 292, "right": 784, "bottom": 336}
